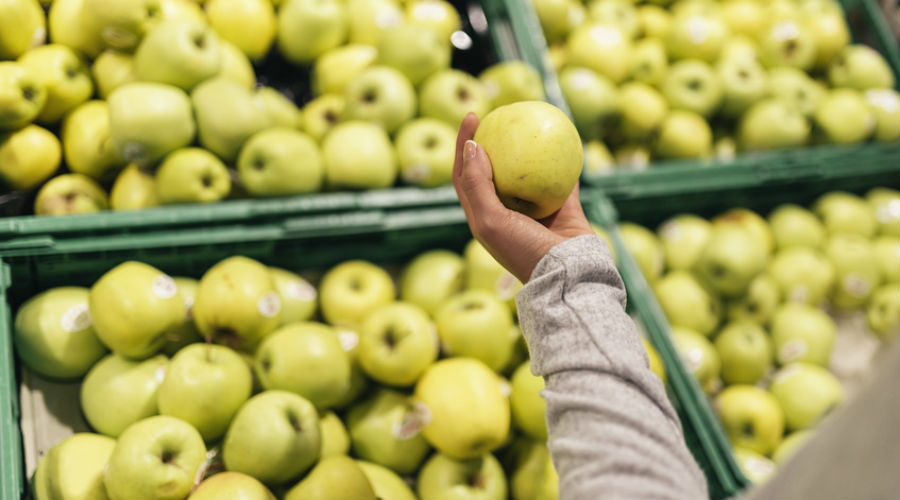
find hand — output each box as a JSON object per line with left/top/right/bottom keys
{"left": 452, "top": 113, "right": 594, "bottom": 283}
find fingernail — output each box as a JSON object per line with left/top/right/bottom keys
{"left": 464, "top": 140, "right": 477, "bottom": 163}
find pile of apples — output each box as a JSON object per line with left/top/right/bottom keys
{"left": 606, "top": 186, "right": 900, "bottom": 483}
{"left": 531, "top": 0, "right": 900, "bottom": 170}
{"left": 0, "top": 0, "right": 547, "bottom": 216}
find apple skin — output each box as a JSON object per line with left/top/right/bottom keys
{"left": 619, "top": 222, "right": 665, "bottom": 283}
{"left": 357, "top": 460, "right": 417, "bottom": 500}
{"left": 206, "top": 0, "right": 275, "bottom": 61}
{"left": 713, "top": 208, "right": 774, "bottom": 256}
{"left": 18, "top": 44, "right": 93, "bottom": 126}
{"left": 216, "top": 39, "right": 256, "bottom": 89}
{"left": 770, "top": 362, "right": 844, "bottom": 431}
{"left": 861, "top": 88, "right": 900, "bottom": 143}
{"left": 662, "top": 59, "right": 723, "bottom": 118}
{"left": 479, "top": 61, "right": 545, "bottom": 109}
{"left": 768, "top": 204, "right": 826, "bottom": 250}
{"left": 318, "top": 410, "right": 350, "bottom": 458}
{"left": 284, "top": 455, "right": 377, "bottom": 500}
{"left": 770, "top": 303, "right": 836, "bottom": 367}
{"left": 48, "top": 0, "right": 105, "bottom": 59}
{"left": 654, "top": 271, "right": 721, "bottom": 336}
{"left": 532, "top": 0, "right": 584, "bottom": 44}
{"left": 657, "top": 214, "right": 712, "bottom": 271}
{"left": 417, "top": 452, "right": 508, "bottom": 500}
{"left": 867, "top": 283, "right": 900, "bottom": 338}
{"left": 873, "top": 236, "right": 900, "bottom": 283}
{"left": 61, "top": 100, "right": 126, "bottom": 182}
{"left": 319, "top": 259, "right": 396, "bottom": 330}
{"left": 301, "top": 94, "right": 344, "bottom": 142}
{"left": 671, "top": 327, "right": 721, "bottom": 394}
{"left": 866, "top": 187, "right": 900, "bottom": 238}
{"left": 38, "top": 433, "right": 116, "bottom": 500}
{"left": 767, "top": 246, "right": 835, "bottom": 306}
{"left": 192, "top": 77, "right": 272, "bottom": 163}
{"left": 738, "top": 98, "right": 810, "bottom": 151}
{"left": 346, "top": 388, "right": 432, "bottom": 474}
{"left": 510, "top": 361, "right": 547, "bottom": 440}
{"left": 642, "top": 337, "right": 667, "bottom": 384}
{"left": 473, "top": 101, "right": 583, "bottom": 220}
{"left": 583, "top": 139, "right": 614, "bottom": 176}
{"left": 238, "top": 128, "right": 324, "bottom": 196}
{"left": 766, "top": 67, "right": 825, "bottom": 118}
{"left": 638, "top": 4, "right": 671, "bottom": 38}
{"left": 509, "top": 438, "right": 559, "bottom": 500}
{"left": 558, "top": 66, "right": 620, "bottom": 140}
{"left": 134, "top": 19, "right": 222, "bottom": 91}
{"left": 757, "top": 18, "right": 817, "bottom": 71}
{"left": 313, "top": 44, "right": 378, "bottom": 96}
{"left": 566, "top": 23, "right": 633, "bottom": 83}
{"left": 110, "top": 164, "right": 160, "bottom": 211}
{"left": 588, "top": 0, "right": 639, "bottom": 39}
{"left": 155, "top": 147, "right": 232, "bottom": 204}
{"left": 717, "top": 56, "right": 768, "bottom": 118}
{"left": 0, "top": 124, "right": 60, "bottom": 191}
{"left": 720, "top": 0, "right": 765, "bottom": 38}
{"left": 436, "top": 290, "right": 515, "bottom": 372}
{"left": 715, "top": 385, "right": 785, "bottom": 455}
{"left": 0, "top": 61, "right": 47, "bottom": 132}
{"left": 343, "top": 66, "right": 417, "bottom": 133}
{"left": 825, "top": 233, "right": 881, "bottom": 310}
{"left": 322, "top": 121, "right": 398, "bottom": 190}
{"left": 654, "top": 110, "right": 712, "bottom": 159}
{"left": 394, "top": 117, "right": 457, "bottom": 187}
{"left": 628, "top": 37, "right": 668, "bottom": 86}
{"left": 695, "top": 224, "right": 769, "bottom": 298}
{"left": 378, "top": 23, "right": 451, "bottom": 86}
{"left": 399, "top": 249, "right": 465, "bottom": 316}
{"left": 14, "top": 286, "right": 107, "bottom": 380}
{"left": 268, "top": 267, "right": 317, "bottom": 325}
{"left": 160, "top": 276, "right": 202, "bottom": 356}
{"left": 277, "top": 0, "right": 347, "bottom": 64}
{"left": 619, "top": 82, "right": 668, "bottom": 140}
{"left": 0, "top": 0, "right": 45, "bottom": 60}
{"left": 188, "top": 472, "right": 275, "bottom": 500}
{"left": 358, "top": 302, "right": 438, "bottom": 386}
{"left": 82, "top": 0, "right": 163, "bottom": 51}
{"left": 714, "top": 321, "right": 773, "bottom": 385}
{"left": 802, "top": 0, "right": 850, "bottom": 68}
{"left": 726, "top": 274, "right": 781, "bottom": 325}
{"left": 405, "top": 0, "right": 461, "bottom": 42}
{"left": 80, "top": 353, "right": 168, "bottom": 437}
{"left": 666, "top": 8, "right": 729, "bottom": 62}
{"left": 34, "top": 173, "right": 109, "bottom": 215}
{"left": 771, "top": 429, "right": 813, "bottom": 466}
{"left": 814, "top": 190, "right": 878, "bottom": 238}
{"left": 828, "top": 44, "right": 895, "bottom": 90}
{"left": 345, "top": 0, "right": 403, "bottom": 46}
{"left": 813, "top": 88, "right": 875, "bottom": 145}
{"left": 91, "top": 50, "right": 137, "bottom": 99}
{"left": 733, "top": 447, "right": 776, "bottom": 485}
{"left": 419, "top": 69, "right": 492, "bottom": 128}
{"left": 257, "top": 87, "right": 300, "bottom": 128}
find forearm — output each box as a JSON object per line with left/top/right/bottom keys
{"left": 516, "top": 234, "right": 708, "bottom": 500}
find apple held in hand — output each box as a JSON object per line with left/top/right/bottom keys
{"left": 278, "top": 0, "right": 347, "bottom": 64}
{"left": 395, "top": 118, "right": 457, "bottom": 187}
{"left": 417, "top": 451, "right": 507, "bottom": 500}
{"left": 238, "top": 128, "right": 324, "bottom": 196}
{"left": 0, "top": 125, "right": 60, "bottom": 192}
{"left": 322, "top": 121, "right": 398, "bottom": 190}
{"left": 473, "top": 101, "right": 582, "bottom": 220}
{"left": 80, "top": 353, "right": 168, "bottom": 437}
{"left": 344, "top": 66, "right": 416, "bottom": 133}
{"left": 770, "top": 303, "right": 836, "bottom": 366}
{"left": 62, "top": 100, "right": 126, "bottom": 182}
{"left": 319, "top": 259, "right": 395, "bottom": 329}
{"left": 206, "top": 0, "right": 275, "bottom": 61}
{"left": 770, "top": 362, "right": 843, "bottom": 431}
{"left": 358, "top": 302, "right": 438, "bottom": 386}
{"left": 716, "top": 385, "right": 785, "bottom": 455}
{"left": 346, "top": 388, "right": 432, "bottom": 474}
{"left": 436, "top": 290, "right": 514, "bottom": 372}
{"left": 285, "top": 455, "right": 377, "bottom": 500}
{"left": 189, "top": 472, "right": 275, "bottom": 500}
{"left": 134, "top": 19, "right": 222, "bottom": 91}
{"left": 0, "top": 62, "right": 46, "bottom": 132}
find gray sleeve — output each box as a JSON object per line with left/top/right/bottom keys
{"left": 515, "top": 234, "right": 709, "bottom": 500}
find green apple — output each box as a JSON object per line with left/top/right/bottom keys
{"left": 419, "top": 69, "right": 491, "bottom": 127}
{"left": 357, "top": 461, "right": 417, "bottom": 500}
{"left": 767, "top": 246, "right": 835, "bottom": 305}
{"left": 400, "top": 249, "right": 464, "bottom": 316}
{"left": 642, "top": 337, "right": 667, "bottom": 384}
{"left": 105, "top": 415, "right": 206, "bottom": 500}
{"left": 14, "top": 286, "right": 107, "bottom": 380}
{"left": 463, "top": 239, "right": 522, "bottom": 309}
{"left": 768, "top": 204, "right": 826, "bottom": 249}
{"left": 713, "top": 208, "right": 774, "bottom": 255}
{"left": 189, "top": 472, "right": 275, "bottom": 500}
{"left": 566, "top": 23, "right": 632, "bottom": 83}
{"left": 0, "top": 61, "right": 47, "bottom": 131}
{"left": 757, "top": 18, "right": 817, "bottom": 70}
{"left": 726, "top": 274, "right": 780, "bottom": 325}
{"left": 394, "top": 117, "right": 456, "bottom": 187}
{"left": 637, "top": 4, "right": 670, "bottom": 38}
{"left": 89, "top": 261, "right": 184, "bottom": 358}
{"left": 618, "top": 82, "right": 668, "bottom": 140}
{"left": 619, "top": 222, "right": 665, "bottom": 282}
{"left": 662, "top": 59, "right": 722, "bottom": 117}
{"left": 473, "top": 100, "right": 582, "bottom": 219}
{"left": 346, "top": 388, "right": 432, "bottom": 474}
{"left": 583, "top": 139, "right": 614, "bottom": 176}
{"left": 414, "top": 358, "right": 509, "bottom": 459}
{"left": 405, "top": 0, "right": 460, "bottom": 41}
{"left": 510, "top": 361, "right": 547, "bottom": 440}
{"left": 479, "top": 61, "right": 545, "bottom": 109}
{"left": 665, "top": 8, "right": 729, "bottom": 62}
{"left": 270, "top": 267, "right": 317, "bottom": 325}
{"left": 0, "top": 0, "right": 45, "bottom": 60}
{"left": 863, "top": 89, "right": 900, "bottom": 142}
{"left": 48, "top": 0, "right": 105, "bottom": 58}
{"left": 40, "top": 433, "right": 116, "bottom": 500}
{"left": 155, "top": 147, "right": 231, "bottom": 204}
{"left": 32, "top": 451, "right": 51, "bottom": 500}
{"left": 346, "top": 0, "right": 403, "bottom": 46}
{"left": 301, "top": 94, "right": 344, "bottom": 142}
{"left": 720, "top": 0, "right": 764, "bottom": 38}
{"left": 358, "top": 302, "right": 438, "bottom": 386}
{"left": 255, "top": 322, "right": 351, "bottom": 409}
{"left": 770, "top": 362, "right": 843, "bottom": 431}
{"left": 81, "top": 353, "right": 168, "bottom": 437}
{"left": 158, "top": 0, "right": 205, "bottom": 24}
{"left": 110, "top": 164, "right": 159, "bottom": 211}
{"left": 867, "top": 283, "right": 900, "bottom": 338}
{"left": 657, "top": 214, "right": 711, "bottom": 271}
{"left": 18, "top": 44, "right": 93, "bottom": 125}
{"left": 319, "top": 411, "right": 350, "bottom": 457}
{"left": 436, "top": 290, "right": 514, "bottom": 371}
{"left": 193, "top": 255, "right": 282, "bottom": 351}
{"left": 628, "top": 37, "right": 668, "bottom": 86}
{"left": 814, "top": 88, "right": 875, "bottom": 145}
{"left": 216, "top": 39, "right": 256, "bottom": 89}
{"left": 0, "top": 125, "right": 60, "bottom": 191}
{"left": 343, "top": 66, "right": 416, "bottom": 133}
{"left": 611, "top": 143, "right": 649, "bottom": 170}
{"left": 417, "top": 452, "right": 507, "bottom": 500}
{"left": 738, "top": 98, "right": 810, "bottom": 151}
{"left": 770, "top": 303, "right": 836, "bottom": 367}
{"left": 825, "top": 233, "right": 881, "bottom": 309}
{"left": 867, "top": 187, "right": 900, "bottom": 237}
{"left": 558, "top": 66, "right": 620, "bottom": 140}
{"left": 285, "top": 455, "right": 377, "bottom": 500}
{"left": 82, "top": 0, "right": 162, "bottom": 51}
{"left": 814, "top": 190, "right": 878, "bottom": 238}
{"left": 733, "top": 447, "right": 776, "bottom": 484}
{"left": 277, "top": 0, "right": 347, "bottom": 64}
{"left": 655, "top": 110, "right": 712, "bottom": 158}
{"left": 108, "top": 82, "right": 196, "bottom": 166}
{"left": 34, "top": 173, "right": 108, "bottom": 215}
{"left": 192, "top": 77, "right": 272, "bottom": 162}
{"left": 654, "top": 271, "right": 721, "bottom": 336}
{"left": 771, "top": 429, "right": 813, "bottom": 465}
{"left": 223, "top": 390, "right": 321, "bottom": 485}
{"left": 713, "top": 134, "right": 738, "bottom": 162}
{"left": 671, "top": 326, "right": 721, "bottom": 394}
{"left": 715, "top": 385, "right": 784, "bottom": 455}
{"left": 695, "top": 224, "right": 769, "bottom": 298}
{"left": 256, "top": 87, "right": 301, "bottom": 127}
{"left": 319, "top": 259, "right": 395, "bottom": 329}
{"left": 322, "top": 121, "right": 398, "bottom": 189}
{"left": 873, "top": 237, "right": 900, "bottom": 283}
{"left": 206, "top": 0, "right": 274, "bottom": 61}
{"left": 61, "top": 100, "right": 126, "bottom": 182}
{"left": 237, "top": 128, "right": 323, "bottom": 196}
{"left": 720, "top": 35, "right": 758, "bottom": 63}
{"left": 828, "top": 44, "right": 895, "bottom": 90}
{"left": 510, "top": 439, "right": 558, "bottom": 500}
{"left": 134, "top": 19, "right": 221, "bottom": 91}
{"left": 714, "top": 321, "right": 772, "bottom": 385}
{"left": 378, "top": 23, "right": 450, "bottom": 86}
{"left": 313, "top": 44, "right": 378, "bottom": 96}
{"left": 161, "top": 276, "right": 202, "bottom": 355}
{"left": 802, "top": 0, "right": 850, "bottom": 68}
{"left": 158, "top": 343, "right": 252, "bottom": 441}
{"left": 717, "top": 56, "right": 767, "bottom": 118}
{"left": 91, "top": 50, "right": 137, "bottom": 99}
{"left": 531, "top": 0, "right": 584, "bottom": 44}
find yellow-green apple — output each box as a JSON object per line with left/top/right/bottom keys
{"left": 618, "top": 82, "right": 668, "bottom": 139}
{"left": 192, "top": 77, "right": 272, "bottom": 162}
{"left": 14, "top": 286, "right": 106, "bottom": 380}
{"left": 662, "top": 59, "right": 722, "bottom": 117}
{"left": 48, "top": 0, "right": 104, "bottom": 58}
{"left": 720, "top": 0, "right": 764, "bottom": 37}
{"left": 463, "top": 239, "right": 522, "bottom": 309}
{"left": 656, "top": 214, "right": 711, "bottom": 271}
{"left": 814, "top": 190, "right": 878, "bottom": 237}
{"left": 38, "top": 433, "right": 115, "bottom": 500}
{"left": 769, "top": 362, "right": 843, "bottom": 431}
{"left": 613, "top": 143, "right": 651, "bottom": 170}
{"left": 714, "top": 321, "right": 773, "bottom": 385}
{"left": 321, "top": 121, "right": 398, "bottom": 189}
{"left": 357, "top": 461, "right": 417, "bottom": 500}
{"left": 108, "top": 82, "right": 195, "bottom": 166}
{"left": 206, "top": 0, "right": 274, "bottom": 61}
{"left": 720, "top": 35, "right": 758, "bottom": 62}
{"left": 414, "top": 357, "right": 509, "bottom": 459}
{"left": 478, "top": 60, "right": 544, "bottom": 110}
{"left": 61, "top": 100, "right": 125, "bottom": 182}
{"left": 766, "top": 246, "right": 834, "bottom": 305}
{"left": 813, "top": 88, "right": 875, "bottom": 145}
{"left": 654, "top": 271, "right": 721, "bottom": 335}
{"left": 866, "top": 187, "right": 900, "bottom": 237}
{"left": 313, "top": 44, "right": 378, "bottom": 96}
{"left": 0, "top": 0, "right": 46, "bottom": 60}
{"left": 419, "top": 69, "right": 491, "bottom": 127}
{"left": 17, "top": 44, "right": 93, "bottom": 125}
{"left": 643, "top": 337, "right": 667, "bottom": 384}
{"left": 82, "top": 0, "right": 163, "bottom": 50}
{"left": 771, "top": 429, "right": 813, "bottom": 465}
{"left": 193, "top": 255, "right": 282, "bottom": 350}
{"left": 277, "top": 0, "right": 347, "bottom": 64}
{"left": 768, "top": 204, "right": 826, "bottom": 249}
{"left": 738, "top": 98, "right": 810, "bottom": 151}
{"left": 256, "top": 87, "right": 301, "bottom": 128}
{"left": 155, "top": 147, "right": 231, "bottom": 204}
{"left": 436, "top": 290, "right": 514, "bottom": 371}
{"left": 319, "top": 259, "right": 395, "bottom": 329}
{"left": 378, "top": 23, "right": 450, "bottom": 86}
{"left": 237, "top": 128, "right": 323, "bottom": 196}
{"left": 0, "top": 125, "right": 59, "bottom": 191}
{"left": 405, "top": 0, "right": 461, "bottom": 41}
{"left": 510, "top": 361, "right": 546, "bottom": 440}
{"left": 588, "top": 0, "right": 638, "bottom": 38}
{"left": 104, "top": 415, "right": 206, "bottom": 500}
{"left": 770, "top": 303, "right": 835, "bottom": 367}
{"left": 531, "top": 0, "right": 584, "bottom": 44}
{"left": 346, "top": 0, "right": 403, "bottom": 46}
{"left": 733, "top": 447, "right": 776, "bottom": 484}
{"left": 665, "top": 8, "right": 729, "bottom": 62}
{"left": 583, "top": 139, "right": 614, "bottom": 176}
{"left": 717, "top": 56, "right": 768, "bottom": 118}
{"left": 417, "top": 452, "right": 507, "bottom": 500}
{"left": 358, "top": 302, "right": 438, "bottom": 386}
{"left": 284, "top": 456, "right": 377, "bottom": 500}
{"left": 0, "top": 62, "right": 46, "bottom": 132}
{"left": 716, "top": 385, "right": 784, "bottom": 455}
{"left": 726, "top": 274, "right": 781, "bottom": 325}
{"left": 216, "top": 39, "right": 256, "bottom": 89}
{"left": 301, "top": 94, "right": 344, "bottom": 142}
{"left": 713, "top": 208, "right": 774, "bottom": 254}
{"left": 269, "top": 267, "right": 317, "bottom": 325}
{"left": 394, "top": 117, "right": 456, "bottom": 187}
{"left": 671, "top": 326, "right": 721, "bottom": 394}
{"left": 319, "top": 410, "right": 350, "bottom": 457}
{"left": 757, "top": 18, "right": 816, "bottom": 70}
{"left": 655, "top": 110, "right": 712, "bottom": 158}
{"left": 400, "top": 249, "right": 464, "bottom": 316}
{"left": 473, "top": 100, "right": 582, "bottom": 219}
{"left": 566, "top": 23, "right": 632, "bottom": 83}
{"left": 157, "top": 343, "right": 252, "bottom": 440}
{"left": 34, "top": 173, "right": 108, "bottom": 215}
{"left": 346, "top": 388, "right": 432, "bottom": 474}
{"left": 619, "top": 222, "right": 665, "bottom": 282}
{"left": 695, "top": 224, "right": 768, "bottom": 298}
{"left": 512, "top": 440, "right": 559, "bottom": 500}
{"left": 558, "top": 66, "right": 620, "bottom": 140}
{"left": 134, "top": 19, "right": 222, "bottom": 90}
{"left": 343, "top": 66, "right": 416, "bottom": 133}
{"left": 91, "top": 50, "right": 137, "bottom": 98}
{"left": 110, "top": 164, "right": 159, "bottom": 211}
{"left": 864, "top": 89, "right": 900, "bottom": 142}
{"left": 867, "top": 283, "right": 900, "bottom": 337}
{"left": 158, "top": 0, "right": 205, "bottom": 24}
{"left": 255, "top": 322, "right": 351, "bottom": 409}
{"left": 801, "top": 0, "right": 849, "bottom": 68}
{"left": 825, "top": 233, "right": 881, "bottom": 309}
{"left": 873, "top": 237, "right": 900, "bottom": 283}
{"left": 161, "top": 276, "right": 202, "bottom": 355}
{"left": 189, "top": 472, "right": 275, "bottom": 500}
{"left": 222, "top": 390, "right": 321, "bottom": 485}
{"left": 637, "top": 4, "right": 670, "bottom": 38}
{"left": 828, "top": 44, "right": 895, "bottom": 90}
{"left": 628, "top": 37, "right": 667, "bottom": 86}
{"left": 80, "top": 353, "right": 168, "bottom": 436}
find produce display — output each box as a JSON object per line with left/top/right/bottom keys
{"left": 612, "top": 187, "right": 900, "bottom": 483}
{"left": 0, "top": 0, "right": 548, "bottom": 216}
{"left": 530, "top": 0, "right": 900, "bottom": 171}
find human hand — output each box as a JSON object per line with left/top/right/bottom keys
{"left": 452, "top": 112, "right": 594, "bottom": 283}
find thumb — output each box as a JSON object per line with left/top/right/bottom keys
{"left": 458, "top": 140, "right": 505, "bottom": 216}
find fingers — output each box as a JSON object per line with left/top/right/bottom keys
{"left": 453, "top": 113, "right": 480, "bottom": 181}
{"left": 457, "top": 140, "right": 507, "bottom": 222}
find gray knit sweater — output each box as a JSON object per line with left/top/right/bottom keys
{"left": 516, "top": 234, "right": 709, "bottom": 500}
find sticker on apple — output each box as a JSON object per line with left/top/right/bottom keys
{"left": 287, "top": 281, "right": 317, "bottom": 302}
{"left": 60, "top": 303, "right": 92, "bottom": 333}
{"left": 498, "top": 379, "right": 512, "bottom": 397}
{"left": 843, "top": 274, "right": 871, "bottom": 298}
{"left": 745, "top": 455, "right": 776, "bottom": 478}
{"left": 778, "top": 339, "right": 808, "bottom": 364}
{"left": 257, "top": 292, "right": 282, "bottom": 318}
{"left": 184, "top": 295, "right": 194, "bottom": 320}
{"left": 495, "top": 272, "right": 519, "bottom": 301}
{"left": 152, "top": 274, "right": 178, "bottom": 300}
{"left": 155, "top": 365, "right": 168, "bottom": 384}
{"left": 401, "top": 164, "right": 431, "bottom": 185}
{"left": 788, "top": 285, "right": 809, "bottom": 304}
{"left": 393, "top": 402, "right": 432, "bottom": 440}
{"left": 338, "top": 329, "right": 359, "bottom": 352}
